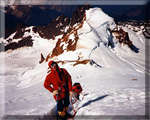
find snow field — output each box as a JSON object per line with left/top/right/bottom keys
{"left": 0, "top": 7, "right": 146, "bottom": 117}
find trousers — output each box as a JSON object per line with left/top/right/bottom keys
{"left": 57, "top": 91, "right": 70, "bottom": 112}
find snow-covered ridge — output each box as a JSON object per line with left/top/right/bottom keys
{"left": 1, "top": 7, "right": 145, "bottom": 54}
{"left": 0, "top": 7, "right": 145, "bottom": 70}
{"left": 86, "top": 8, "right": 114, "bottom": 28}
{"left": 0, "top": 7, "right": 145, "bottom": 117}
{"left": 0, "top": 7, "right": 145, "bottom": 68}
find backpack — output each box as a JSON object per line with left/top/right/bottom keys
{"left": 72, "top": 83, "right": 82, "bottom": 95}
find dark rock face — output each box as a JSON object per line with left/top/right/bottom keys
{"left": 117, "top": 20, "right": 150, "bottom": 38}
{"left": 13, "top": 27, "right": 25, "bottom": 39}
{"left": 5, "top": 5, "right": 62, "bottom": 38}
{"left": 70, "top": 5, "right": 90, "bottom": 26}
{"left": 50, "top": 6, "right": 88, "bottom": 58}
{"left": 5, "top": 36, "right": 33, "bottom": 51}
{"left": 143, "top": 22, "right": 150, "bottom": 38}
{"left": 5, "top": 15, "right": 26, "bottom": 39}
{"left": 3, "top": 5, "right": 90, "bottom": 52}
{"left": 32, "top": 15, "right": 70, "bottom": 39}
{"left": 5, "top": 5, "right": 78, "bottom": 38}
{"left": 111, "top": 28, "right": 139, "bottom": 53}
{"left": 39, "top": 53, "right": 45, "bottom": 64}
{"left": 32, "top": 5, "right": 90, "bottom": 40}
{"left": 5, "top": 5, "right": 90, "bottom": 39}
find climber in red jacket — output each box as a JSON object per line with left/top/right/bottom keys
{"left": 44, "top": 61, "right": 72, "bottom": 117}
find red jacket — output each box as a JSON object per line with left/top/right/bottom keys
{"left": 44, "top": 67, "right": 72, "bottom": 101}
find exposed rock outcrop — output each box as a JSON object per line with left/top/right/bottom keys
{"left": 5, "top": 36, "right": 33, "bottom": 51}
{"left": 111, "top": 27, "right": 139, "bottom": 53}
{"left": 32, "top": 15, "right": 70, "bottom": 40}
{"left": 55, "top": 59, "right": 91, "bottom": 66}
{"left": 50, "top": 6, "right": 88, "bottom": 58}
{"left": 39, "top": 53, "right": 45, "bottom": 64}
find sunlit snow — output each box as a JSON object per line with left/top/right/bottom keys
{"left": 0, "top": 7, "right": 146, "bottom": 118}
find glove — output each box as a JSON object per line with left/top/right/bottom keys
{"left": 69, "top": 91, "right": 73, "bottom": 96}
{"left": 52, "top": 90, "right": 58, "bottom": 96}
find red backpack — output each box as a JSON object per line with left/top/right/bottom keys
{"left": 72, "top": 83, "right": 82, "bottom": 96}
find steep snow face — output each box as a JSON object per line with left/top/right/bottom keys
{"left": 76, "top": 7, "right": 145, "bottom": 71}
{"left": 78, "top": 8, "right": 115, "bottom": 49}
{"left": 0, "top": 7, "right": 146, "bottom": 117}
{"left": 76, "top": 8, "right": 115, "bottom": 60}
{"left": 86, "top": 8, "right": 114, "bottom": 28}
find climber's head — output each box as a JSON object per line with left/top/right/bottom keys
{"left": 48, "top": 61, "right": 59, "bottom": 70}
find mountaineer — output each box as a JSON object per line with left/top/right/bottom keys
{"left": 44, "top": 61, "right": 73, "bottom": 118}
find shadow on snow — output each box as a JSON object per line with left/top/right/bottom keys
{"left": 79, "top": 94, "right": 109, "bottom": 109}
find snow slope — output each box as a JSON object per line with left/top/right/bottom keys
{"left": 0, "top": 7, "right": 146, "bottom": 118}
